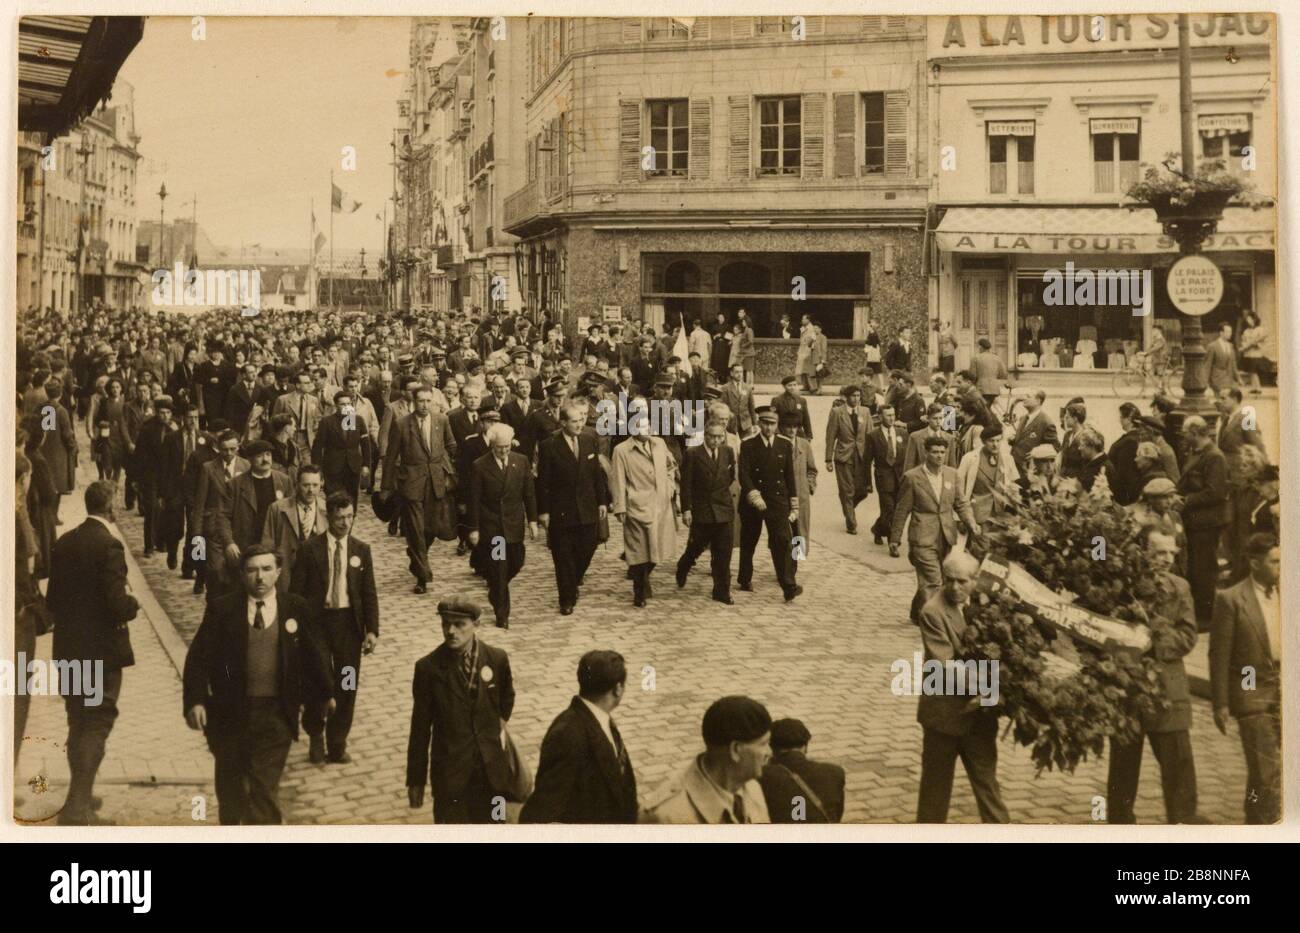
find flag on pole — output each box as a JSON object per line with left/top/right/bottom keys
{"left": 331, "top": 183, "right": 362, "bottom": 214}
{"left": 673, "top": 313, "right": 692, "bottom": 377}
{"left": 313, "top": 232, "right": 327, "bottom": 255}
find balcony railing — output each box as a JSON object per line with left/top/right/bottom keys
{"left": 436, "top": 243, "right": 463, "bottom": 267}
{"left": 503, "top": 174, "right": 568, "bottom": 232}
{"left": 17, "top": 220, "right": 37, "bottom": 242}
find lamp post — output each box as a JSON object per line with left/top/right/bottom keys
{"left": 75, "top": 138, "right": 93, "bottom": 314}
{"left": 157, "top": 182, "right": 168, "bottom": 268}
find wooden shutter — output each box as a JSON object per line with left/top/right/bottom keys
{"left": 801, "top": 92, "right": 826, "bottom": 179}
{"left": 689, "top": 97, "right": 712, "bottom": 179}
{"left": 884, "top": 90, "right": 909, "bottom": 175}
{"left": 619, "top": 99, "right": 642, "bottom": 182}
{"left": 731, "top": 18, "right": 753, "bottom": 39}
{"left": 728, "top": 95, "right": 751, "bottom": 179}
{"left": 621, "top": 19, "right": 642, "bottom": 42}
{"left": 886, "top": 16, "right": 908, "bottom": 32}
{"left": 803, "top": 16, "right": 825, "bottom": 36}
{"left": 862, "top": 15, "right": 883, "bottom": 34}
{"left": 692, "top": 18, "right": 710, "bottom": 40}
{"left": 833, "top": 92, "right": 856, "bottom": 178}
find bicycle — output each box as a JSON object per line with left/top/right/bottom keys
{"left": 1112, "top": 352, "right": 1184, "bottom": 400}
{"left": 993, "top": 381, "right": 1029, "bottom": 429}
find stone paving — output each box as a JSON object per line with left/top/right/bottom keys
{"left": 13, "top": 408, "right": 1257, "bottom": 826}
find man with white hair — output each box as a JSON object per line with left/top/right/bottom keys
{"left": 467, "top": 421, "right": 537, "bottom": 629}
{"left": 916, "top": 549, "right": 1008, "bottom": 823}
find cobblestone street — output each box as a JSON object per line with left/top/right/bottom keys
{"left": 16, "top": 418, "right": 1253, "bottom": 827}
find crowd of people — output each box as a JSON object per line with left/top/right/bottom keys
{"left": 13, "top": 300, "right": 1280, "bottom": 826}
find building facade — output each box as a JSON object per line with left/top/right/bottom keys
{"left": 929, "top": 13, "right": 1277, "bottom": 373}
{"left": 501, "top": 15, "right": 930, "bottom": 379}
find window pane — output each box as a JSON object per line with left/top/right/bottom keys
{"left": 670, "top": 101, "right": 688, "bottom": 124}
{"left": 672, "top": 127, "right": 689, "bottom": 152}
{"left": 989, "top": 135, "right": 1007, "bottom": 163}
{"left": 785, "top": 148, "right": 801, "bottom": 170}
{"left": 1017, "top": 136, "right": 1034, "bottom": 163}
{"left": 1018, "top": 158, "right": 1034, "bottom": 194}
{"left": 865, "top": 123, "right": 884, "bottom": 149}
{"left": 760, "top": 126, "right": 778, "bottom": 149}
{"left": 760, "top": 149, "right": 778, "bottom": 169}
{"left": 1093, "top": 133, "right": 1113, "bottom": 163}
{"left": 784, "top": 98, "right": 801, "bottom": 122}
{"left": 1228, "top": 131, "right": 1250, "bottom": 158}
{"left": 1201, "top": 134, "right": 1224, "bottom": 158}
{"left": 990, "top": 162, "right": 1007, "bottom": 194}
{"left": 1118, "top": 132, "right": 1139, "bottom": 161}
{"left": 786, "top": 126, "right": 800, "bottom": 149}
{"left": 864, "top": 92, "right": 884, "bottom": 124}
{"left": 649, "top": 101, "right": 667, "bottom": 124}
{"left": 761, "top": 100, "right": 779, "bottom": 124}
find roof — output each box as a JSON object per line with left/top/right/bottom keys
{"left": 19, "top": 16, "right": 145, "bottom": 139}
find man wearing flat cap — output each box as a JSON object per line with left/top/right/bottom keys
{"left": 1127, "top": 477, "right": 1187, "bottom": 575}
{"left": 642, "top": 695, "right": 772, "bottom": 824}
{"left": 760, "top": 718, "right": 846, "bottom": 823}
{"left": 407, "top": 595, "right": 516, "bottom": 824}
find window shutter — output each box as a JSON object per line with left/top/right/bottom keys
{"left": 728, "top": 95, "right": 751, "bottom": 179}
{"left": 801, "top": 92, "right": 826, "bottom": 179}
{"left": 862, "top": 15, "right": 883, "bottom": 34}
{"left": 556, "top": 113, "right": 567, "bottom": 195}
{"left": 886, "top": 16, "right": 908, "bottom": 32}
{"left": 693, "top": 18, "right": 711, "bottom": 40}
{"left": 689, "top": 97, "right": 712, "bottom": 180}
{"left": 620, "top": 99, "right": 642, "bottom": 182}
{"left": 803, "top": 16, "right": 825, "bottom": 36}
{"left": 731, "top": 18, "right": 753, "bottom": 39}
{"left": 885, "top": 90, "right": 909, "bottom": 175}
{"left": 621, "top": 19, "right": 642, "bottom": 43}
{"left": 833, "top": 92, "right": 856, "bottom": 178}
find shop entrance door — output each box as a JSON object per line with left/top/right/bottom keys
{"left": 956, "top": 270, "right": 1010, "bottom": 369}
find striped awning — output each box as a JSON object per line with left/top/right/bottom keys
{"left": 18, "top": 16, "right": 145, "bottom": 138}
{"left": 934, "top": 205, "right": 1275, "bottom": 254}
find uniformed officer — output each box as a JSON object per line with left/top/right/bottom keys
{"left": 737, "top": 406, "right": 800, "bottom": 601}
{"left": 641, "top": 695, "right": 772, "bottom": 824}
{"left": 521, "top": 378, "right": 565, "bottom": 463}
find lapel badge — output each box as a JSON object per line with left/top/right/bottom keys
{"left": 480, "top": 665, "right": 494, "bottom": 683}
{"left": 284, "top": 619, "right": 298, "bottom": 634}
{"left": 349, "top": 555, "right": 362, "bottom": 568}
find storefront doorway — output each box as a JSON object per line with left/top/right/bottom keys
{"left": 956, "top": 261, "right": 1009, "bottom": 367}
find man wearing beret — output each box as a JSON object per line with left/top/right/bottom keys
{"left": 521, "top": 650, "right": 638, "bottom": 823}
{"left": 760, "top": 719, "right": 846, "bottom": 823}
{"left": 642, "top": 696, "right": 772, "bottom": 824}
{"left": 770, "top": 375, "right": 813, "bottom": 440}
{"left": 407, "top": 596, "right": 516, "bottom": 824}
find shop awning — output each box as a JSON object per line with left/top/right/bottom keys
{"left": 934, "top": 205, "right": 1275, "bottom": 254}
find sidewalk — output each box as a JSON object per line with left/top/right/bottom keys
{"left": 13, "top": 437, "right": 210, "bottom": 827}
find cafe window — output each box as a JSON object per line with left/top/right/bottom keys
{"left": 1091, "top": 118, "right": 1140, "bottom": 194}
{"left": 987, "top": 121, "right": 1034, "bottom": 195}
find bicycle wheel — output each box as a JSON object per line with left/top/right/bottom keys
{"left": 1112, "top": 367, "right": 1145, "bottom": 399}
{"left": 1161, "top": 367, "right": 1185, "bottom": 400}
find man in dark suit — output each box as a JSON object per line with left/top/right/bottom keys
{"left": 771, "top": 376, "right": 813, "bottom": 439}
{"left": 407, "top": 596, "right": 515, "bottom": 824}
{"left": 311, "top": 390, "right": 372, "bottom": 505}
{"left": 1107, "top": 528, "right": 1201, "bottom": 824}
{"left": 183, "top": 544, "right": 332, "bottom": 824}
{"left": 521, "top": 650, "right": 638, "bottom": 823}
{"left": 522, "top": 379, "right": 565, "bottom": 461}
{"left": 738, "top": 407, "right": 800, "bottom": 602}
{"left": 1058, "top": 398, "right": 1090, "bottom": 480}
{"left": 223, "top": 363, "right": 261, "bottom": 434}
{"left": 676, "top": 419, "right": 737, "bottom": 604}
{"left": 260, "top": 463, "right": 328, "bottom": 597}
{"left": 167, "top": 343, "right": 199, "bottom": 414}
{"left": 1009, "top": 389, "right": 1058, "bottom": 478}
{"left": 291, "top": 492, "right": 380, "bottom": 764}
{"left": 45, "top": 480, "right": 141, "bottom": 825}
{"left": 891, "top": 372, "right": 927, "bottom": 435}
{"left": 177, "top": 414, "right": 225, "bottom": 590}
{"left": 916, "top": 551, "right": 1008, "bottom": 823}
{"left": 500, "top": 377, "right": 535, "bottom": 448}
{"left": 760, "top": 718, "right": 846, "bottom": 823}
{"left": 133, "top": 395, "right": 175, "bottom": 558}
{"left": 1210, "top": 533, "right": 1281, "bottom": 824}
{"left": 863, "top": 404, "right": 907, "bottom": 546}
{"left": 208, "top": 439, "right": 292, "bottom": 601}
{"left": 468, "top": 422, "right": 538, "bottom": 629}
{"left": 890, "top": 435, "right": 978, "bottom": 623}
{"left": 381, "top": 386, "right": 457, "bottom": 594}
{"left": 195, "top": 344, "right": 233, "bottom": 431}
{"left": 824, "top": 385, "right": 870, "bottom": 534}
{"left": 1177, "top": 416, "right": 1229, "bottom": 627}
{"left": 455, "top": 399, "right": 494, "bottom": 562}
{"left": 1108, "top": 402, "right": 1145, "bottom": 505}
{"left": 885, "top": 326, "right": 913, "bottom": 374}
{"left": 197, "top": 429, "right": 251, "bottom": 598}
{"left": 536, "top": 400, "right": 609, "bottom": 614}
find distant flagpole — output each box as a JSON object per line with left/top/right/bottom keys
{"left": 309, "top": 198, "right": 315, "bottom": 308}
{"left": 329, "top": 171, "right": 335, "bottom": 310}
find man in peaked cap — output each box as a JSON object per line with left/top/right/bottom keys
{"left": 406, "top": 594, "right": 516, "bottom": 824}
{"left": 641, "top": 696, "right": 772, "bottom": 824}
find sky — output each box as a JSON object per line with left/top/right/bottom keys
{"left": 116, "top": 16, "right": 412, "bottom": 259}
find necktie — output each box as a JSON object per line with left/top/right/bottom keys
{"left": 461, "top": 646, "right": 476, "bottom": 684}
{"left": 253, "top": 600, "right": 266, "bottom": 630}
{"left": 732, "top": 793, "right": 748, "bottom": 824}
{"left": 851, "top": 410, "right": 859, "bottom": 436}
{"left": 611, "top": 720, "right": 627, "bottom": 773}
{"left": 299, "top": 394, "right": 306, "bottom": 429}
{"left": 329, "top": 539, "right": 343, "bottom": 609}
{"left": 301, "top": 505, "right": 312, "bottom": 534}
{"left": 1264, "top": 585, "right": 1275, "bottom": 599}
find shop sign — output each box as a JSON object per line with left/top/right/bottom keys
{"left": 987, "top": 121, "right": 1035, "bottom": 136}
{"left": 1166, "top": 255, "right": 1223, "bottom": 316}
{"left": 602, "top": 304, "right": 622, "bottom": 322}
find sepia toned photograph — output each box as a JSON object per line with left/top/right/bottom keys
{"left": 7, "top": 6, "right": 1286, "bottom": 837}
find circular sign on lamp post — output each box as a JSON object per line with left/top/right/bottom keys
{"left": 1166, "top": 254, "right": 1224, "bottom": 316}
